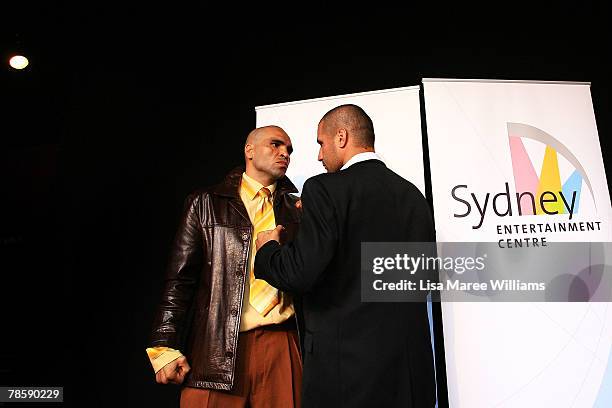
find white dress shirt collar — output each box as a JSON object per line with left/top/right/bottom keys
{"left": 340, "top": 152, "right": 383, "bottom": 171}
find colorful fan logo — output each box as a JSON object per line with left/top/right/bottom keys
{"left": 507, "top": 122, "right": 596, "bottom": 216}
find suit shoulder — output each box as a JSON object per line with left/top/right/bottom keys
{"left": 375, "top": 167, "right": 430, "bottom": 211}
{"left": 300, "top": 174, "right": 342, "bottom": 202}
{"left": 381, "top": 167, "right": 424, "bottom": 195}
{"left": 306, "top": 171, "right": 344, "bottom": 187}
{"left": 399, "top": 176, "right": 427, "bottom": 200}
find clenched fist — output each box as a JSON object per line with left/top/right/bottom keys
{"left": 256, "top": 225, "right": 284, "bottom": 250}
{"left": 156, "top": 356, "right": 191, "bottom": 385}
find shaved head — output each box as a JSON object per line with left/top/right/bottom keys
{"left": 243, "top": 125, "right": 292, "bottom": 186}
{"left": 245, "top": 125, "right": 285, "bottom": 146}
{"left": 319, "top": 104, "right": 375, "bottom": 148}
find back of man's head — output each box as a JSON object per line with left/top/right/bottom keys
{"left": 320, "top": 104, "right": 375, "bottom": 148}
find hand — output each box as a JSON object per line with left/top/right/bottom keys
{"left": 256, "top": 225, "right": 284, "bottom": 250}
{"left": 295, "top": 199, "right": 302, "bottom": 210}
{"left": 155, "top": 355, "right": 191, "bottom": 385}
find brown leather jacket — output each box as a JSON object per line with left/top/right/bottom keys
{"left": 150, "top": 167, "right": 302, "bottom": 390}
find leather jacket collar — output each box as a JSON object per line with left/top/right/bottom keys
{"left": 211, "top": 166, "right": 298, "bottom": 198}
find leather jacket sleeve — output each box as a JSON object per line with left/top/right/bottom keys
{"left": 150, "top": 192, "right": 203, "bottom": 348}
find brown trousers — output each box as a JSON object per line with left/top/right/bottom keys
{"left": 180, "top": 326, "right": 302, "bottom": 408}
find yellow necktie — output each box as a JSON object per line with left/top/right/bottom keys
{"left": 249, "top": 187, "right": 280, "bottom": 315}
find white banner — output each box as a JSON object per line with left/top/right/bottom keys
{"left": 255, "top": 86, "right": 425, "bottom": 194}
{"left": 424, "top": 78, "right": 612, "bottom": 407}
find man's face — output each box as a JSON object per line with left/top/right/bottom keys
{"left": 317, "top": 123, "right": 342, "bottom": 173}
{"left": 250, "top": 127, "right": 293, "bottom": 181}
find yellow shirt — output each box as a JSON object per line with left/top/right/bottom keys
{"left": 146, "top": 172, "right": 294, "bottom": 373}
{"left": 238, "top": 172, "right": 294, "bottom": 331}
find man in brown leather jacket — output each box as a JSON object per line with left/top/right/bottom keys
{"left": 147, "top": 125, "right": 303, "bottom": 407}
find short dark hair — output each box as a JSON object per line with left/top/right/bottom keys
{"left": 320, "top": 104, "right": 375, "bottom": 148}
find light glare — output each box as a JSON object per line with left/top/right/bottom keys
{"left": 9, "top": 55, "right": 29, "bottom": 70}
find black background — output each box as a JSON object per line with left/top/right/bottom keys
{"left": 1, "top": 2, "right": 610, "bottom": 407}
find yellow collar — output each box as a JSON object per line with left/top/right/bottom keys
{"left": 241, "top": 173, "right": 277, "bottom": 201}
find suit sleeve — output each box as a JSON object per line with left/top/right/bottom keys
{"left": 150, "top": 193, "right": 203, "bottom": 348}
{"left": 255, "top": 178, "right": 337, "bottom": 294}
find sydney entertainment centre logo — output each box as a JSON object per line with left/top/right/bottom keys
{"left": 451, "top": 122, "right": 604, "bottom": 247}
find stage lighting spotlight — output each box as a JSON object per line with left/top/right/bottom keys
{"left": 9, "top": 55, "right": 29, "bottom": 70}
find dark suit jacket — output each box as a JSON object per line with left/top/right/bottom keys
{"left": 255, "top": 159, "right": 436, "bottom": 407}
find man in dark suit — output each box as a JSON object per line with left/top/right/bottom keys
{"left": 254, "top": 104, "right": 436, "bottom": 407}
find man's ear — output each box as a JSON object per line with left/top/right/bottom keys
{"left": 245, "top": 144, "right": 254, "bottom": 160}
{"left": 336, "top": 128, "right": 348, "bottom": 148}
